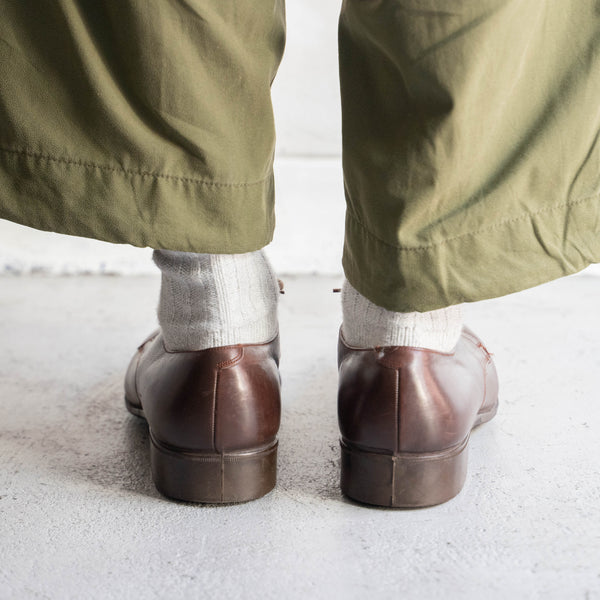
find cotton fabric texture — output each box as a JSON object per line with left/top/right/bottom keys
{"left": 0, "top": 1, "right": 285, "bottom": 252}
{"left": 1, "top": 0, "right": 599, "bottom": 312}
{"left": 153, "top": 249, "right": 279, "bottom": 352}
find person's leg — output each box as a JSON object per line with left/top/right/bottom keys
{"left": 339, "top": 0, "right": 600, "bottom": 312}
{"left": 0, "top": 1, "right": 285, "bottom": 253}
{"left": 0, "top": 0, "right": 286, "bottom": 503}
{"left": 153, "top": 250, "right": 279, "bottom": 352}
{"left": 337, "top": 0, "right": 600, "bottom": 507}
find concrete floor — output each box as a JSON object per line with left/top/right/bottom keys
{"left": 0, "top": 273, "right": 599, "bottom": 599}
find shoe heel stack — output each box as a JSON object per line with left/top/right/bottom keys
{"left": 150, "top": 433, "right": 278, "bottom": 504}
{"left": 340, "top": 437, "right": 469, "bottom": 508}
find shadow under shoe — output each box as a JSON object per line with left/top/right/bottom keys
{"left": 337, "top": 327, "right": 499, "bottom": 508}
{"left": 124, "top": 330, "right": 281, "bottom": 503}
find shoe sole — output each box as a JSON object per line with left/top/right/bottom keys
{"left": 125, "top": 397, "right": 277, "bottom": 504}
{"left": 340, "top": 401, "right": 498, "bottom": 508}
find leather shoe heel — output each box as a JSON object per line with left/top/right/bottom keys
{"left": 340, "top": 437, "right": 469, "bottom": 508}
{"left": 124, "top": 331, "right": 281, "bottom": 504}
{"left": 337, "top": 327, "right": 499, "bottom": 508}
{"left": 150, "top": 434, "right": 278, "bottom": 504}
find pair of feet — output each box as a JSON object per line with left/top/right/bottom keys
{"left": 124, "top": 324, "right": 498, "bottom": 508}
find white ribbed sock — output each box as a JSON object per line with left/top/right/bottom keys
{"left": 341, "top": 280, "right": 463, "bottom": 352}
{"left": 153, "top": 249, "right": 279, "bottom": 352}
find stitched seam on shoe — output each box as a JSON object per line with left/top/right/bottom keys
{"left": 0, "top": 145, "right": 271, "bottom": 188}
{"left": 477, "top": 358, "right": 490, "bottom": 412}
{"left": 377, "top": 345, "right": 455, "bottom": 367}
{"left": 133, "top": 351, "right": 143, "bottom": 404}
{"left": 395, "top": 368, "right": 400, "bottom": 457}
{"left": 212, "top": 369, "right": 219, "bottom": 453}
{"left": 151, "top": 431, "right": 277, "bottom": 456}
{"left": 479, "top": 356, "right": 491, "bottom": 413}
{"left": 341, "top": 436, "right": 469, "bottom": 459}
{"left": 217, "top": 347, "right": 244, "bottom": 370}
{"left": 463, "top": 330, "right": 487, "bottom": 358}
{"left": 347, "top": 191, "right": 600, "bottom": 252}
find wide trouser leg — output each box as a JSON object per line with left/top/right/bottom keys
{"left": 0, "top": 1, "right": 285, "bottom": 253}
{"left": 339, "top": 0, "right": 600, "bottom": 312}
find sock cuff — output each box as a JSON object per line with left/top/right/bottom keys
{"left": 341, "top": 280, "right": 463, "bottom": 352}
{"left": 153, "top": 249, "right": 279, "bottom": 351}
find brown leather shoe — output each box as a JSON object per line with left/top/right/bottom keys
{"left": 124, "top": 330, "right": 281, "bottom": 503}
{"left": 338, "top": 327, "right": 499, "bottom": 508}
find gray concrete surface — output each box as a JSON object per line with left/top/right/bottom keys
{"left": 0, "top": 273, "right": 599, "bottom": 599}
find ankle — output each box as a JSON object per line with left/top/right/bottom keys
{"left": 153, "top": 249, "right": 279, "bottom": 351}
{"left": 341, "top": 280, "right": 462, "bottom": 352}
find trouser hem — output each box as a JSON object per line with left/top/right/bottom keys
{"left": 343, "top": 195, "right": 600, "bottom": 312}
{"left": 0, "top": 147, "right": 275, "bottom": 253}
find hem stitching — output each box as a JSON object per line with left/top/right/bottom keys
{"left": 347, "top": 192, "right": 600, "bottom": 253}
{"left": 0, "top": 145, "right": 270, "bottom": 188}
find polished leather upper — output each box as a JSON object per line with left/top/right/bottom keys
{"left": 124, "top": 331, "right": 281, "bottom": 453}
{"left": 338, "top": 327, "right": 498, "bottom": 454}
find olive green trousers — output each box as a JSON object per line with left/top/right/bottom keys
{"left": 1, "top": 1, "right": 599, "bottom": 311}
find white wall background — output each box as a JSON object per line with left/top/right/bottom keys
{"left": 0, "top": 0, "right": 597, "bottom": 278}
